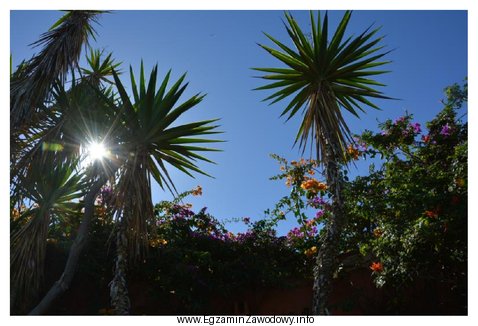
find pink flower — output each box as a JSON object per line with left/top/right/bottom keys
{"left": 440, "top": 123, "right": 452, "bottom": 136}
{"left": 410, "top": 122, "right": 421, "bottom": 134}
{"left": 315, "top": 210, "right": 325, "bottom": 219}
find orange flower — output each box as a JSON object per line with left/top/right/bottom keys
{"left": 370, "top": 262, "right": 383, "bottom": 272}
{"left": 304, "top": 246, "right": 318, "bottom": 257}
{"left": 347, "top": 144, "right": 360, "bottom": 160}
{"left": 291, "top": 160, "right": 298, "bottom": 166}
{"left": 316, "top": 182, "right": 327, "bottom": 191}
{"left": 306, "top": 219, "right": 316, "bottom": 227}
{"left": 300, "top": 180, "right": 311, "bottom": 190}
{"left": 373, "top": 228, "right": 383, "bottom": 238}
{"left": 280, "top": 166, "right": 285, "bottom": 171}
{"left": 308, "top": 169, "right": 315, "bottom": 175}
{"left": 192, "top": 185, "right": 202, "bottom": 196}
{"left": 300, "top": 178, "right": 327, "bottom": 193}
{"left": 149, "top": 238, "right": 168, "bottom": 248}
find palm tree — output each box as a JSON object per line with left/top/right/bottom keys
{"left": 255, "top": 11, "right": 391, "bottom": 314}
{"left": 10, "top": 11, "right": 102, "bottom": 132}
{"left": 10, "top": 12, "right": 108, "bottom": 314}
{"left": 10, "top": 158, "right": 86, "bottom": 313}
{"left": 10, "top": 11, "right": 103, "bottom": 200}
{"left": 106, "top": 64, "right": 222, "bottom": 314}
{"left": 11, "top": 12, "right": 222, "bottom": 315}
{"left": 11, "top": 48, "right": 122, "bottom": 315}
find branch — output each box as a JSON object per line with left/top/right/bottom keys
{"left": 28, "top": 175, "right": 106, "bottom": 315}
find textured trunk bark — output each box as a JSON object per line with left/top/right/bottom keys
{"left": 109, "top": 218, "right": 131, "bottom": 315}
{"left": 312, "top": 146, "right": 346, "bottom": 315}
{"left": 29, "top": 175, "right": 107, "bottom": 315}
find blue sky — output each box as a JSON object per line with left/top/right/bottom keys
{"left": 10, "top": 10, "right": 467, "bottom": 235}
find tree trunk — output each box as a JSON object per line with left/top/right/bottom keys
{"left": 109, "top": 218, "right": 131, "bottom": 315}
{"left": 312, "top": 148, "right": 346, "bottom": 315}
{"left": 28, "top": 176, "right": 106, "bottom": 315}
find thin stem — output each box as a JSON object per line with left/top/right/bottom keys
{"left": 28, "top": 175, "right": 107, "bottom": 315}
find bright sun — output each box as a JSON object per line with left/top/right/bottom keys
{"left": 86, "top": 142, "right": 108, "bottom": 162}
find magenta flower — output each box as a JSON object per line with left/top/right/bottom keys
{"left": 410, "top": 122, "right": 421, "bottom": 134}
{"left": 357, "top": 142, "right": 368, "bottom": 151}
{"left": 309, "top": 196, "right": 327, "bottom": 208}
{"left": 440, "top": 123, "right": 452, "bottom": 136}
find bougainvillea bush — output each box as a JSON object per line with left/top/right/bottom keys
{"left": 137, "top": 79, "right": 466, "bottom": 313}
{"left": 37, "top": 82, "right": 466, "bottom": 314}
{"left": 264, "top": 81, "right": 467, "bottom": 312}
{"left": 344, "top": 82, "right": 467, "bottom": 307}
{"left": 125, "top": 187, "right": 312, "bottom": 313}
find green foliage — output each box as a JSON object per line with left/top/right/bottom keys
{"left": 263, "top": 81, "right": 467, "bottom": 309}
{"left": 10, "top": 9, "right": 467, "bottom": 314}
{"left": 255, "top": 10, "right": 392, "bottom": 161}
{"left": 108, "top": 64, "right": 223, "bottom": 259}
{"left": 39, "top": 80, "right": 468, "bottom": 313}
{"left": 343, "top": 81, "right": 467, "bottom": 295}
{"left": 81, "top": 49, "right": 122, "bottom": 85}
{"left": 266, "top": 155, "right": 329, "bottom": 254}
{"left": 11, "top": 159, "right": 86, "bottom": 311}
{"left": 10, "top": 11, "right": 223, "bottom": 313}
{"left": 111, "top": 63, "right": 223, "bottom": 193}
{"left": 122, "top": 190, "right": 309, "bottom": 313}
{"left": 11, "top": 11, "right": 102, "bottom": 129}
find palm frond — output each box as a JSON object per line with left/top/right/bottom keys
{"left": 81, "top": 49, "right": 122, "bottom": 86}
{"left": 11, "top": 11, "right": 104, "bottom": 131}
{"left": 255, "top": 10, "right": 392, "bottom": 163}
{"left": 11, "top": 73, "right": 118, "bottom": 203}
{"left": 10, "top": 158, "right": 85, "bottom": 312}
{"left": 107, "top": 65, "right": 223, "bottom": 259}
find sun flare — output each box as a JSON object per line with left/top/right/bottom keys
{"left": 86, "top": 142, "right": 108, "bottom": 162}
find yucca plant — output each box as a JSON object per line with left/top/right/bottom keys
{"left": 10, "top": 52, "right": 119, "bottom": 207}
{"left": 10, "top": 158, "right": 86, "bottom": 313}
{"left": 10, "top": 22, "right": 125, "bottom": 314}
{"left": 81, "top": 48, "right": 121, "bottom": 86}
{"left": 13, "top": 11, "right": 222, "bottom": 314}
{"left": 10, "top": 11, "right": 107, "bottom": 210}
{"left": 107, "top": 63, "right": 222, "bottom": 314}
{"left": 255, "top": 11, "right": 391, "bottom": 314}
{"left": 27, "top": 63, "right": 222, "bottom": 315}
{"left": 10, "top": 11, "right": 103, "bottom": 133}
